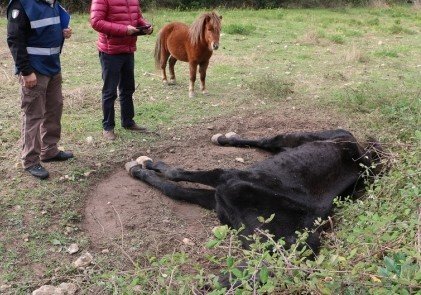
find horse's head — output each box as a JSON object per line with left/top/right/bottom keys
{"left": 190, "top": 12, "right": 222, "bottom": 51}
{"left": 204, "top": 13, "right": 222, "bottom": 51}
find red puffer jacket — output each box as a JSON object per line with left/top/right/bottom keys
{"left": 90, "top": 0, "right": 150, "bottom": 54}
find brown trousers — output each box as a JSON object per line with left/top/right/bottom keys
{"left": 20, "top": 72, "right": 63, "bottom": 168}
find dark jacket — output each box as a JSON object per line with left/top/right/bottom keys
{"left": 7, "top": 0, "right": 64, "bottom": 76}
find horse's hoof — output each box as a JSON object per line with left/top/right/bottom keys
{"left": 211, "top": 133, "right": 223, "bottom": 145}
{"left": 202, "top": 90, "right": 209, "bottom": 96}
{"left": 136, "top": 156, "right": 153, "bottom": 168}
{"left": 125, "top": 160, "right": 139, "bottom": 173}
{"left": 189, "top": 92, "right": 195, "bottom": 98}
{"left": 225, "top": 132, "right": 240, "bottom": 139}
{"left": 168, "top": 79, "right": 176, "bottom": 85}
{"left": 162, "top": 80, "right": 168, "bottom": 85}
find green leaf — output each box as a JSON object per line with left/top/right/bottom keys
{"left": 257, "top": 216, "right": 265, "bottom": 223}
{"left": 316, "top": 254, "right": 325, "bottom": 265}
{"left": 51, "top": 239, "right": 61, "bottom": 245}
{"left": 259, "top": 266, "right": 269, "bottom": 283}
{"left": 226, "top": 256, "right": 234, "bottom": 268}
{"left": 265, "top": 213, "right": 275, "bottom": 223}
{"left": 206, "top": 239, "right": 220, "bottom": 249}
{"left": 231, "top": 268, "right": 243, "bottom": 279}
{"left": 212, "top": 225, "right": 228, "bottom": 240}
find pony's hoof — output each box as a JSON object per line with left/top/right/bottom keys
{"left": 162, "top": 80, "right": 168, "bottom": 85}
{"left": 168, "top": 79, "right": 176, "bottom": 85}
{"left": 136, "top": 156, "right": 153, "bottom": 168}
{"left": 189, "top": 92, "right": 195, "bottom": 98}
{"left": 225, "top": 132, "right": 240, "bottom": 139}
{"left": 125, "top": 160, "right": 139, "bottom": 173}
{"left": 211, "top": 133, "right": 223, "bottom": 145}
{"left": 202, "top": 90, "right": 209, "bottom": 96}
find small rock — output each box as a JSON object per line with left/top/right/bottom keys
{"left": 83, "top": 171, "right": 93, "bottom": 177}
{"left": 65, "top": 226, "right": 74, "bottom": 234}
{"left": 101, "top": 249, "right": 109, "bottom": 254}
{"left": 86, "top": 136, "right": 93, "bottom": 144}
{"left": 32, "top": 285, "right": 63, "bottom": 295}
{"left": 378, "top": 40, "right": 383, "bottom": 45}
{"left": 207, "top": 125, "right": 214, "bottom": 130}
{"left": 0, "top": 285, "right": 11, "bottom": 292}
{"left": 133, "top": 285, "right": 142, "bottom": 293}
{"left": 67, "top": 243, "right": 79, "bottom": 255}
{"left": 182, "top": 238, "right": 195, "bottom": 246}
{"left": 286, "top": 96, "right": 292, "bottom": 101}
{"left": 73, "top": 252, "right": 93, "bottom": 268}
{"left": 58, "top": 282, "right": 78, "bottom": 295}
{"left": 235, "top": 157, "right": 245, "bottom": 163}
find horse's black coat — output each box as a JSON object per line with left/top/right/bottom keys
{"left": 128, "top": 129, "right": 381, "bottom": 252}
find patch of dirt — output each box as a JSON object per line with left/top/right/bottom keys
{"left": 83, "top": 105, "right": 349, "bottom": 262}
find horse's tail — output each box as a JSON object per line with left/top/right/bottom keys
{"left": 154, "top": 32, "right": 162, "bottom": 69}
{"left": 362, "top": 138, "right": 388, "bottom": 176}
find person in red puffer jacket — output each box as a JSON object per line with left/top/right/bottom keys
{"left": 90, "top": 0, "right": 153, "bottom": 141}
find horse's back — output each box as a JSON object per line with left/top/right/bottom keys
{"left": 160, "top": 22, "right": 189, "bottom": 38}
{"left": 158, "top": 22, "right": 190, "bottom": 62}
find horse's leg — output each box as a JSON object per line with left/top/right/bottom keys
{"left": 128, "top": 166, "right": 216, "bottom": 210}
{"left": 135, "top": 156, "right": 226, "bottom": 187}
{"left": 160, "top": 49, "right": 170, "bottom": 85}
{"left": 188, "top": 61, "right": 198, "bottom": 98}
{"left": 168, "top": 56, "right": 177, "bottom": 85}
{"left": 199, "top": 61, "right": 209, "bottom": 95}
{"left": 212, "top": 129, "right": 356, "bottom": 153}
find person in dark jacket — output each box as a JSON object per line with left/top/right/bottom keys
{"left": 90, "top": 0, "right": 153, "bottom": 141}
{"left": 7, "top": 0, "right": 74, "bottom": 179}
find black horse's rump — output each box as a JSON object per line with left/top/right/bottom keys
{"left": 126, "top": 129, "right": 383, "bottom": 252}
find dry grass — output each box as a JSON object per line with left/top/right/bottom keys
{"left": 297, "top": 30, "right": 322, "bottom": 46}
{"left": 345, "top": 44, "right": 369, "bottom": 63}
{"left": 369, "top": 0, "right": 390, "bottom": 8}
{"left": 412, "top": 0, "right": 421, "bottom": 9}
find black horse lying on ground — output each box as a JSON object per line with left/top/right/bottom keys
{"left": 125, "top": 129, "right": 382, "bottom": 252}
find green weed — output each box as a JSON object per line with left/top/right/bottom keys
{"left": 223, "top": 23, "right": 257, "bottom": 35}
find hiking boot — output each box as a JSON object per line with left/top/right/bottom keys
{"left": 42, "top": 151, "right": 74, "bottom": 162}
{"left": 123, "top": 123, "right": 149, "bottom": 132}
{"left": 25, "top": 164, "right": 49, "bottom": 179}
{"left": 103, "top": 129, "right": 116, "bottom": 141}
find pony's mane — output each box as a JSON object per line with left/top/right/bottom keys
{"left": 189, "top": 12, "right": 221, "bottom": 45}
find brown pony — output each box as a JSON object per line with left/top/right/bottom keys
{"left": 154, "top": 12, "right": 222, "bottom": 98}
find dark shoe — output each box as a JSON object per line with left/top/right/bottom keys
{"left": 124, "top": 123, "right": 149, "bottom": 132}
{"left": 42, "top": 151, "right": 74, "bottom": 162}
{"left": 25, "top": 164, "right": 49, "bottom": 179}
{"left": 103, "top": 129, "right": 116, "bottom": 141}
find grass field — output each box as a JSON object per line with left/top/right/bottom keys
{"left": 0, "top": 5, "right": 420, "bottom": 294}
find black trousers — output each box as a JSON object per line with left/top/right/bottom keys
{"left": 99, "top": 52, "right": 136, "bottom": 131}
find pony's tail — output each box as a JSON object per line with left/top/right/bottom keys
{"left": 154, "top": 33, "right": 161, "bottom": 70}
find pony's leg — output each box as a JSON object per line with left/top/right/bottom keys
{"left": 168, "top": 56, "right": 177, "bottom": 85}
{"left": 212, "top": 129, "right": 356, "bottom": 153}
{"left": 188, "top": 62, "right": 198, "bottom": 98}
{"left": 129, "top": 166, "right": 217, "bottom": 210}
{"left": 199, "top": 61, "right": 209, "bottom": 95}
{"left": 160, "top": 50, "right": 170, "bottom": 84}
